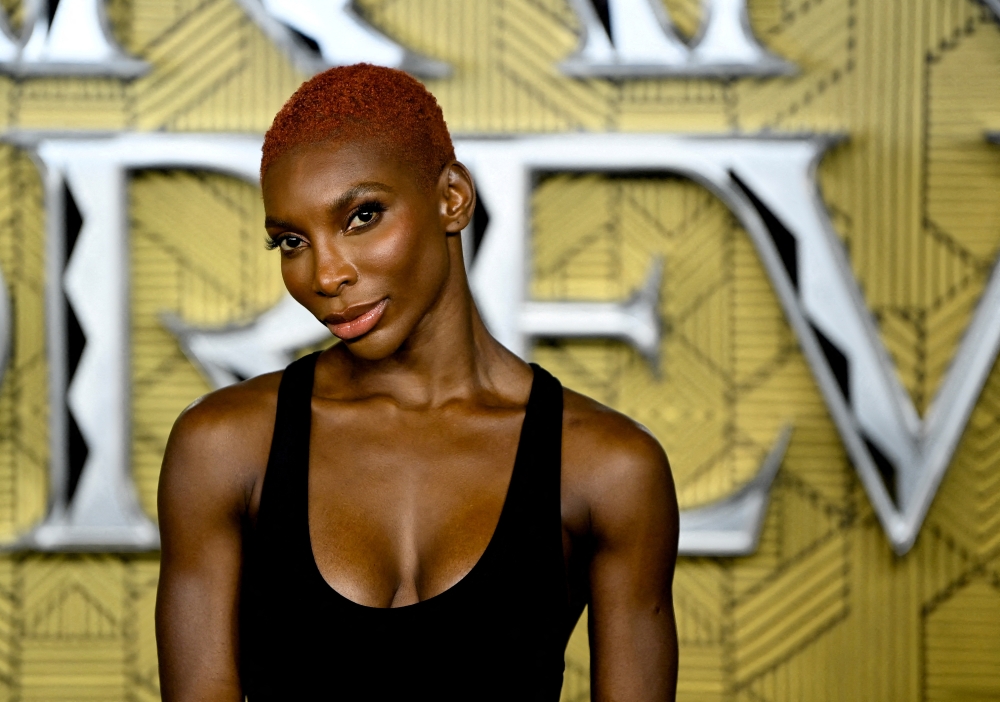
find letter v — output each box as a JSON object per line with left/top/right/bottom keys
{"left": 728, "top": 139, "right": 1000, "bottom": 554}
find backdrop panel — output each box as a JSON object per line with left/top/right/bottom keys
{"left": 0, "top": 1, "right": 996, "bottom": 700}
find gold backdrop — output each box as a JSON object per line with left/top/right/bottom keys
{"left": 0, "top": 0, "right": 997, "bottom": 699}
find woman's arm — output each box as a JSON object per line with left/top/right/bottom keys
{"left": 155, "top": 384, "right": 275, "bottom": 701}
{"left": 566, "top": 402, "right": 680, "bottom": 701}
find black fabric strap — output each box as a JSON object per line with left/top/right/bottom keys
{"left": 528, "top": 362, "right": 564, "bottom": 491}
{"left": 530, "top": 364, "right": 565, "bottom": 557}
{"left": 256, "top": 351, "right": 320, "bottom": 549}
{"left": 498, "top": 364, "right": 563, "bottom": 547}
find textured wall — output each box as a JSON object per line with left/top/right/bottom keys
{"left": 0, "top": 0, "right": 997, "bottom": 700}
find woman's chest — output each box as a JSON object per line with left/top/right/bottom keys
{"left": 305, "top": 403, "right": 526, "bottom": 607}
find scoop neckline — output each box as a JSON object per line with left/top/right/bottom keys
{"left": 302, "top": 363, "right": 540, "bottom": 612}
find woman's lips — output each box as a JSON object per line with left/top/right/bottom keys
{"left": 324, "top": 299, "right": 388, "bottom": 340}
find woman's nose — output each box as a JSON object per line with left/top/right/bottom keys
{"left": 313, "top": 246, "right": 357, "bottom": 297}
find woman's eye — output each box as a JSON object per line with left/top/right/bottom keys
{"left": 349, "top": 206, "right": 381, "bottom": 229}
{"left": 278, "top": 236, "right": 304, "bottom": 252}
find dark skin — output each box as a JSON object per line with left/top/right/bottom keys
{"left": 155, "top": 137, "right": 680, "bottom": 701}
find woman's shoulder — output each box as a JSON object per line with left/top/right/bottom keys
{"left": 160, "top": 371, "right": 285, "bottom": 508}
{"left": 171, "top": 371, "right": 284, "bottom": 445}
{"left": 562, "top": 387, "right": 669, "bottom": 470}
{"left": 560, "top": 386, "right": 676, "bottom": 531}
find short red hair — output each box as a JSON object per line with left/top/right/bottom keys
{"left": 261, "top": 63, "right": 455, "bottom": 189}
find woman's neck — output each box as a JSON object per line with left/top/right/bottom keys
{"left": 321, "top": 245, "right": 528, "bottom": 408}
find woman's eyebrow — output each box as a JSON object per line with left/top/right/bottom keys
{"left": 263, "top": 182, "right": 393, "bottom": 229}
{"left": 263, "top": 216, "right": 296, "bottom": 229}
{"left": 328, "top": 182, "right": 394, "bottom": 213}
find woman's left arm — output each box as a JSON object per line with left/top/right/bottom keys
{"left": 582, "top": 425, "right": 680, "bottom": 701}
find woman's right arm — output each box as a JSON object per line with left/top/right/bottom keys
{"left": 155, "top": 384, "right": 275, "bottom": 701}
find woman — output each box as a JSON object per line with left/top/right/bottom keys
{"left": 155, "top": 63, "right": 679, "bottom": 701}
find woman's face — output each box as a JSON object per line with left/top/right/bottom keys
{"left": 261, "top": 139, "right": 460, "bottom": 361}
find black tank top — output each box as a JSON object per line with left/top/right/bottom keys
{"left": 241, "top": 352, "right": 570, "bottom": 700}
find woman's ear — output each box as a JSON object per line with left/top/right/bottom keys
{"left": 439, "top": 161, "right": 476, "bottom": 235}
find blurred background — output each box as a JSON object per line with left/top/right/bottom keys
{"left": 0, "top": 0, "right": 997, "bottom": 699}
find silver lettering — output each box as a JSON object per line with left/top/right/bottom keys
{"left": 15, "top": 131, "right": 998, "bottom": 556}
{"left": 561, "top": 0, "right": 794, "bottom": 77}
{"left": 0, "top": 0, "right": 448, "bottom": 79}
{"left": 237, "top": 0, "right": 449, "bottom": 78}
{"left": 0, "top": 0, "right": 147, "bottom": 77}
{"left": 521, "top": 258, "right": 663, "bottom": 369}
{"left": 7, "top": 134, "right": 261, "bottom": 550}
{"left": 458, "top": 132, "right": 1000, "bottom": 555}
{"left": 679, "top": 426, "right": 789, "bottom": 555}
{"left": 1, "top": 133, "right": 786, "bottom": 556}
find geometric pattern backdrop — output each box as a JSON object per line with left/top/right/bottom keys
{"left": 0, "top": 0, "right": 996, "bottom": 700}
